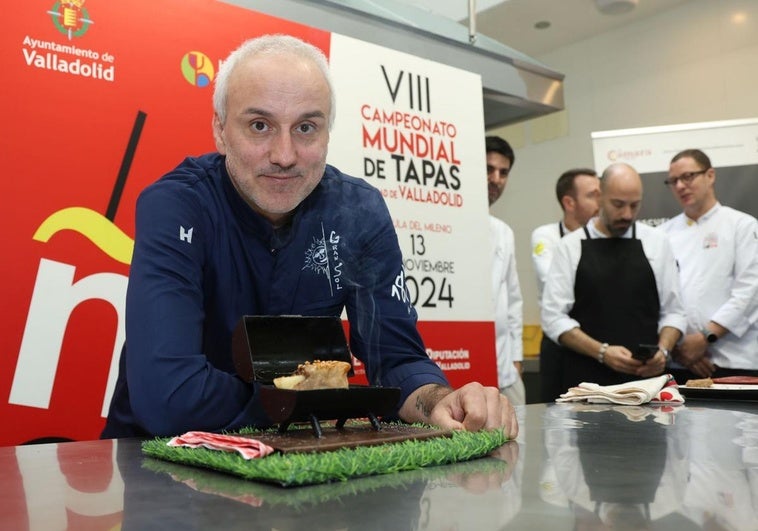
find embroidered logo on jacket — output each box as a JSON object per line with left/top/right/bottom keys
{"left": 703, "top": 232, "right": 718, "bottom": 249}
{"left": 179, "top": 226, "right": 193, "bottom": 243}
{"left": 302, "top": 224, "right": 344, "bottom": 295}
{"left": 391, "top": 268, "right": 413, "bottom": 314}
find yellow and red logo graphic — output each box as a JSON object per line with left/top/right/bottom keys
{"left": 48, "top": 1, "right": 94, "bottom": 40}
{"left": 181, "top": 51, "right": 215, "bottom": 87}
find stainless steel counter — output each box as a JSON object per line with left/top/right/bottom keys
{"left": 2, "top": 400, "right": 757, "bottom": 530}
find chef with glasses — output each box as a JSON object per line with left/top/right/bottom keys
{"left": 660, "top": 148, "right": 758, "bottom": 382}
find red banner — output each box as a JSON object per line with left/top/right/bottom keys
{"left": 2, "top": 0, "right": 329, "bottom": 445}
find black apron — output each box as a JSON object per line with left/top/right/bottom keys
{"left": 561, "top": 224, "right": 660, "bottom": 389}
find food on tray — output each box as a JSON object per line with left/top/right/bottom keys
{"left": 712, "top": 376, "right": 758, "bottom": 385}
{"left": 273, "top": 374, "right": 306, "bottom": 389}
{"left": 273, "top": 360, "right": 351, "bottom": 390}
{"left": 685, "top": 377, "right": 713, "bottom": 388}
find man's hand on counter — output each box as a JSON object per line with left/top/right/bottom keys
{"left": 399, "top": 382, "right": 519, "bottom": 439}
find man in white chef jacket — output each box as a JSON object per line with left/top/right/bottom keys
{"left": 485, "top": 135, "right": 525, "bottom": 405}
{"left": 532, "top": 168, "right": 600, "bottom": 401}
{"left": 660, "top": 148, "right": 758, "bottom": 381}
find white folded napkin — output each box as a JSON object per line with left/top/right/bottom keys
{"left": 556, "top": 374, "right": 684, "bottom": 405}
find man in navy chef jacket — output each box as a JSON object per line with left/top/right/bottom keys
{"left": 101, "top": 34, "right": 518, "bottom": 439}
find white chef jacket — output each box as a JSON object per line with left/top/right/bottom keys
{"left": 531, "top": 221, "right": 567, "bottom": 305}
{"left": 660, "top": 203, "right": 758, "bottom": 369}
{"left": 490, "top": 215, "right": 524, "bottom": 389}
{"left": 541, "top": 219, "right": 686, "bottom": 344}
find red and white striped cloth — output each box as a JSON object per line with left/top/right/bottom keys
{"left": 167, "top": 431, "right": 275, "bottom": 460}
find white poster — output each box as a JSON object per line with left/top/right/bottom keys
{"left": 591, "top": 118, "right": 758, "bottom": 223}
{"left": 329, "top": 34, "right": 496, "bottom": 386}
{"left": 329, "top": 34, "right": 490, "bottom": 320}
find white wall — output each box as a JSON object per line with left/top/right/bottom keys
{"left": 488, "top": 0, "right": 758, "bottom": 324}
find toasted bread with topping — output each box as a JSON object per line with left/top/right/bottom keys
{"left": 273, "top": 360, "right": 351, "bottom": 390}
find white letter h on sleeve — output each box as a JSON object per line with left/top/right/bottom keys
{"left": 180, "top": 226, "right": 194, "bottom": 243}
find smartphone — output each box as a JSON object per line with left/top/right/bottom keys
{"left": 634, "top": 344, "right": 659, "bottom": 362}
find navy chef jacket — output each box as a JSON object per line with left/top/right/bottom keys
{"left": 102, "top": 153, "right": 448, "bottom": 438}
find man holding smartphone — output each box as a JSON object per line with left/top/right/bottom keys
{"left": 541, "top": 163, "right": 686, "bottom": 390}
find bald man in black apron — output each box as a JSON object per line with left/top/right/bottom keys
{"left": 540, "top": 163, "right": 686, "bottom": 392}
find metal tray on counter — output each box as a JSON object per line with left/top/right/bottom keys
{"left": 679, "top": 383, "right": 758, "bottom": 401}
{"left": 232, "top": 315, "right": 402, "bottom": 436}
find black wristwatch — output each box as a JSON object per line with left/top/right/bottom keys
{"left": 700, "top": 328, "right": 718, "bottom": 343}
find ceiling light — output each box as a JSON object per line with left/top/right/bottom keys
{"left": 594, "top": 0, "right": 638, "bottom": 15}
{"left": 731, "top": 12, "right": 747, "bottom": 24}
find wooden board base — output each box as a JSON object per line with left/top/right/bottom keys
{"left": 247, "top": 423, "right": 450, "bottom": 453}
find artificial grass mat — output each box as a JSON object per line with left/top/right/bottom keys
{"left": 141, "top": 423, "right": 507, "bottom": 487}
